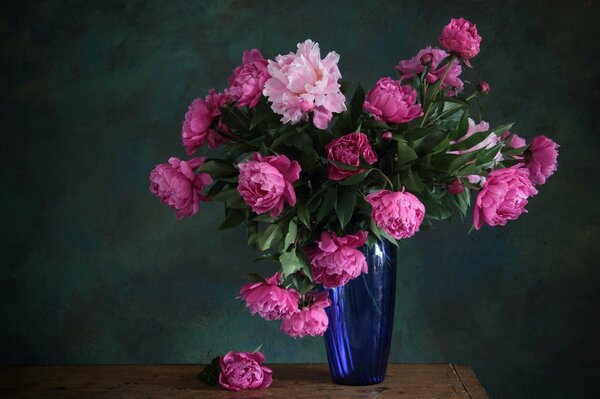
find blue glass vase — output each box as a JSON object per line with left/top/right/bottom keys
{"left": 323, "top": 239, "right": 397, "bottom": 385}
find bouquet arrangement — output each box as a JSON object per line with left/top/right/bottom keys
{"left": 150, "top": 18, "right": 559, "bottom": 346}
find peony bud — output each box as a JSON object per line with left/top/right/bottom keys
{"left": 382, "top": 131, "right": 393, "bottom": 141}
{"left": 447, "top": 179, "right": 464, "bottom": 195}
{"left": 477, "top": 81, "right": 490, "bottom": 95}
{"left": 419, "top": 52, "right": 433, "bottom": 66}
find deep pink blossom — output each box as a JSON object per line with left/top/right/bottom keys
{"left": 307, "top": 231, "right": 368, "bottom": 288}
{"left": 218, "top": 351, "right": 272, "bottom": 391}
{"left": 366, "top": 189, "right": 425, "bottom": 240}
{"left": 149, "top": 157, "right": 212, "bottom": 219}
{"left": 181, "top": 90, "right": 229, "bottom": 154}
{"left": 396, "top": 46, "right": 463, "bottom": 94}
{"left": 237, "top": 153, "right": 301, "bottom": 217}
{"left": 526, "top": 135, "right": 559, "bottom": 185}
{"left": 326, "top": 132, "right": 378, "bottom": 181}
{"left": 239, "top": 273, "right": 300, "bottom": 321}
{"left": 263, "top": 40, "right": 346, "bottom": 129}
{"left": 281, "top": 292, "right": 331, "bottom": 338}
{"left": 226, "top": 49, "right": 270, "bottom": 108}
{"left": 502, "top": 131, "right": 527, "bottom": 149}
{"left": 473, "top": 166, "right": 538, "bottom": 230}
{"left": 440, "top": 18, "right": 482, "bottom": 65}
{"left": 363, "top": 77, "right": 423, "bottom": 124}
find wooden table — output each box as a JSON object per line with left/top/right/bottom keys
{"left": 0, "top": 364, "right": 488, "bottom": 398}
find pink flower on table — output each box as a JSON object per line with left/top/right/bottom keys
{"left": 281, "top": 291, "right": 331, "bottom": 338}
{"left": 447, "top": 179, "right": 464, "bottom": 195}
{"left": 440, "top": 18, "right": 482, "bottom": 66}
{"left": 473, "top": 166, "right": 538, "bottom": 230}
{"left": 263, "top": 40, "right": 346, "bottom": 129}
{"left": 149, "top": 157, "right": 212, "bottom": 220}
{"left": 526, "top": 135, "right": 559, "bottom": 185}
{"left": 218, "top": 351, "right": 273, "bottom": 391}
{"left": 237, "top": 153, "right": 301, "bottom": 217}
{"left": 396, "top": 46, "right": 463, "bottom": 94}
{"left": 239, "top": 273, "right": 300, "bottom": 321}
{"left": 326, "top": 132, "right": 378, "bottom": 181}
{"left": 363, "top": 77, "right": 423, "bottom": 124}
{"left": 226, "top": 49, "right": 270, "bottom": 108}
{"left": 181, "top": 90, "right": 229, "bottom": 154}
{"left": 306, "top": 231, "right": 368, "bottom": 289}
{"left": 366, "top": 189, "right": 425, "bottom": 240}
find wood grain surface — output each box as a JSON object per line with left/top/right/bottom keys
{"left": 0, "top": 363, "right": 488, "bottom": 398}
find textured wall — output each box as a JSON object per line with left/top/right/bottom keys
{"left": 1, "top": 1, "right": 599, "bottom": 398}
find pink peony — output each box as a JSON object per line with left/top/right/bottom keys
{"left": 218, "top": 351, "right": 273, "bottom": 391}
{"left": 263, "top": 40, "right": 346, "bottom": 129}
{"left": 307, "top": 231, "right": 368, "bottom": 289}
{"left": 237, "top": 153, "right": 301, "bottom": 217}
{"left": 396, "top": 47, "right": 463, "bottom": 94}
{"left": 366, "top": 189, "right": 425, "bottom": 240}
{"left": 363, "top": 77, "right": 423, "bottom": 124}
{"left": 473, "top": 166, "right": 538, "bottom": 230}
{"left": 526, "top": 135, "right": 559, "bottom": 185}
{"left": 181, "top": 90, "right": 229, "bottom": 154}
{"left": 440, "top": 18, "right": 482, "bottom": 65}
{"left": 226, "top": 49, "right": 270, "bottom": 108}
{"left": 326, "top": 132, "right": 378, "bottom": 181}
{"left": 502, "top": 131, "right": 527, "bottom": 149}
{"left": 281, "top": 291, "right": 331, "bottom": 338}
{"left": 239, "top": 273, "right": 300, "bottom": 321}
{"left": 447, "top": 179, "right": 464, "bottom": 195}
{"left": 149, "top": 157, "right": 212, "bottom": 220}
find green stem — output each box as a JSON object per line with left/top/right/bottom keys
{"left": 374, "top": 169, "right": 394, "bottom": 190}
{"left": 419, "top": 55, "right": 457, "bottom": 127}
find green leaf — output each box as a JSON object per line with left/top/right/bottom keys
{"left": 316, "top": 187, "right": 337, "bottom": 223}
{"left": 221, "top": 106, "right": 251, "bottom": 131}
{"left": 219, "top": 207, "right": 246, "bottom": 229}
{"left": 489, "top": 123, "right": 514, "bottom": 137}
{"left": 335, "top": 185, "right": 357, "bottom": 229}
{"left": 448, "top": 151, "right": 479, "bottom": 175}
{"left": 330, "top": 159, "right": 361, "bottom": 172}
{"left": 450, "top": 110, "right": 469, "bottom": 141}
{"left": 396, "top": 140, "right": 418, "bottom": 167}
{"left": 245, "top": 273, "right": 265, "bottom": 283}
{"left": 271, "top": 128, "right": 298, "bottom": 149}
{"left": 258, "top": 223, "right": 284, "bottom": 251}
{"left": 403, "top": 168, "right": 425, "bottom": 193}
{"left": 284, "top": 219, "right": 298, "bottom": 250}
{"left": 253, "top": 344, "right": 263, "bottom": 353}
{"left": 339, "top": 170, "right": 371, "bottom": 186}
{"left": 213, "top": 188, "right": 239, "bottom": 202}
{"left": 296, "top": 248, "right": 314, "bottom": 281}
{"left": 279, "top": 249, "right": 303, "bottom": 278}
{"left": 195, "top": 160, "right": 238, "bottom": 179}
{"left": 413, "top": 128, "right": 448, "bottom": 156}
{"left": 197, "top": 356, "right": 220, "bottom": 386}
{"left": 250, "top": 101, "right": 270, "bottom": 130}
{"left": 448, "top": 130, "right": 494, "bottom": 151}
{"left": 350, "top": 84, "right": 365, "bottom": 125}
{"left": 502, "top": 145, "right": 529, "bottom": 157}
{"left": 297, "top": 204, "right": 311, "bottom": 229}
{"left": 362, "top": 119, "right": 391, "bottom": 129}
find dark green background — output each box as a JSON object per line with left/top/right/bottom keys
{"left": 2, "top": 1, "right": 599, "bottom": 397}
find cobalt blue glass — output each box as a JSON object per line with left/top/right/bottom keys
{"left": 323, "top": 239, "right": 397, "bottom": 385}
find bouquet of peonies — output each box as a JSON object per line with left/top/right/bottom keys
{"left": 150, "top": 18, "right": 559, "bottom": 342}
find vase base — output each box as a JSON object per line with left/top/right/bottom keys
{"left": 331, "top": 375, "right": 385, "bottom": 386}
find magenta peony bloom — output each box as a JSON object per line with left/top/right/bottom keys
{"left": 440, "top": 18, "right": 482, "bottom": 65}
{"left": 149, "top": 157, "right": 212, "bottom": 220}
{"left": 218, "top": 351, "right": 273, "bottom": 391}
{"left": 526, "top": 135, "right": 559, "bottom": 185}
{"left": 239, "top": 273, "right": 300, "bottom": 321}
{"left": 263, "top": 40, "right": 346, "bottom": 129}
{"left": 237, "top": 153, "right": 301, "bottom": 217}
{"left": 366, "top": 189, "right": 426, "bottom": 240}
{"left": 473, "top": 166, "right": 538, "bottom": 230}
{"left": 447, "top": 179, "right": 464, "bottom": 195}
{"left": 181, "top": 90, "right": 229, "bottom": 154}
{"left": 306, "top": 230, "right": 368, "bottom": 289}
{"left": 326, "top": 132, "right": 378, "bottom": 181}
{"left": 502, "top": 131, "right": 527, "bottom": 149}
{"left": 281, "top": 292, "right": 331, "bottom": 338}
{"left": 363, "top": 77, "right": 423, "bottom": 124}
{"left": 396, "top": 47, "right": 463, "bottom": 94}
{"left": 226, "top": 49, "right": 270, "bottom": 108}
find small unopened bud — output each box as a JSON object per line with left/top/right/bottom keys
{"left": 447, "top": 179, "right": 464, "bottom": 195}
{"left": 419, "top": 52, "right": 433, "bottom": 66}
{"left": 476, "top": 81, "right": 490, "bottom": 95}
{"left": 382, "top": 131, "right": 393, "bottom": 141}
